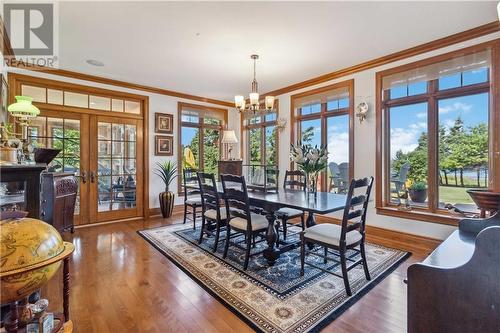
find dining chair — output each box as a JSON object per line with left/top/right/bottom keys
{"left": 338, "top": 162, "right": 350, "bottom": 193}
{"left": 276, "top": 170, "right": 306, "bottom": 240}
{"left": 197, "top": 172, "right": 228, "bottom": 252}
{"left": 183, "top": 168, "right": 203, "bottom": 230}
{"left": 221, "top": 174, "right": 268, "bottom": 270}
{"left": 300, "top": 176, "right": 374, "bottom": 296}
{"left": 328, "top": 162, "right": 341, "bottom": 192}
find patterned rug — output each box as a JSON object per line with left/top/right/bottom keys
{"left": 138, "top": 223, "right": 410, "bottom": 333}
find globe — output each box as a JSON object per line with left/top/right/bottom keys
{"left": 0, "top": 218, "right": 75, "bottom": 304}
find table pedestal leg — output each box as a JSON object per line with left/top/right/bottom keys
{"left": 263, "top": 213, "right": 279, "bottom": 265}
{"left": 63, "top": 257, "right": 70, "bottom": 322}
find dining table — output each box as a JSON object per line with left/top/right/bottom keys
{"left": 185, "top": 181, "right": 349, "bottom": 265}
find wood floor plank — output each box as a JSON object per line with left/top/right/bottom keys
{"left": 41, "top": 215, "right": 434, "bottom": 333}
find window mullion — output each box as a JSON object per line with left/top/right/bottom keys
{"left": 427, "top": 79, "right": 439, "bottom": 213}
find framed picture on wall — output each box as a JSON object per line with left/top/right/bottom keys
{"left": 0, "top": 74, "right": 9, "bottom": 124}
{"left": 155, "top": 113, "right": 173, "bottom": 134}
{"left": 155, "top": 135, "right": 173, "bottom": 156}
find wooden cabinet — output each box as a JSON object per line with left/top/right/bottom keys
{"left": 218, "top": 160, "right": 242, "bottom": 176}
{"left": 41, "top": 172, "right": 78, "bottom": 233}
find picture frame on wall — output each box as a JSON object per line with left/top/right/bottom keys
{"left": 155, "top": 113, "right": 173, "bottom": 134}
{"left": 0, "top": 74, "right": 9, "bottom": 124}
{"left": 155, "top": 135, "right": 173, "bottom": 156}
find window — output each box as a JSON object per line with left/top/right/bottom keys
{"left": 178, "top": 102, "right": 227, "bottom": 193}
{"left": 243, "top": 102, "right": 278, "bottom": 167}
{"left": 377, "top": 45, "right": 498, "bottom": 223}
{"left": 291, "top": 81, "right": 354, "bottom": 192}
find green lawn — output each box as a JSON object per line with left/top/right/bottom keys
{"left": 439, "top": 186, "right": 474, "bottom": 205}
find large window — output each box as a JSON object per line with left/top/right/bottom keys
{"left": 178, "top": 102, "right": 227, "bottom": 193}
{"left": 243, "top": 105, "right": 278, "bottom": 167}
{"left": 291, "top": 81, "right": 354, "bottom": 192}
{"left": 377, "top": 44, "right": 499, "bottom": 224}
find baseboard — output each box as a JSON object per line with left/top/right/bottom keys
{"left": 315, "top": 215, "right": 441, "bottom": 255}
{"left": 148, "top": 205, "right": 184, "bottom": 218}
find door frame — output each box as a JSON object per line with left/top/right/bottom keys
{"left": 8, "top": 73, "right": 150, "bottom": 222}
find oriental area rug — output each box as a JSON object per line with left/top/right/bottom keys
{"left": 139, "top": 224, "right": 410, "bottom": 333}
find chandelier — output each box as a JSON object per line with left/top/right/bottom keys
{"left": 234, "top": 54, "right": 275, "bottom": 113}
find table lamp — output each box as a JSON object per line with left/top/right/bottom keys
{"left": 221, "top": 130, "right": 238, "bottom": 160}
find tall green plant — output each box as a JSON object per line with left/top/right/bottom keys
{"left": 155, "top": 161, "right": 177, "bottom": 192}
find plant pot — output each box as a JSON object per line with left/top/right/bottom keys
{"left": 0, "top": 147, "right": 17, "bottom": 163}
{"left": 159, "top": 191, "right": 175, "bottom": 218}
{"left": 409, "top": 188, "right": 427, "bottom": 203}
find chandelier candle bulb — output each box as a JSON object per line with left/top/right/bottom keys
{"left": 235, "top": 95, "right": 245, "bottom": 109}
{"left": 265, "top": 96, "right": 275, "bottom": 110}
{"left": 250, "top": 92, "right": 259, "bottom": 106}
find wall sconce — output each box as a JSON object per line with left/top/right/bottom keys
{"left": 276, "top": 117, "right": 287, "bottom": 131}
{"left": 355, "top": 102, "right": 369, "bottom": 123}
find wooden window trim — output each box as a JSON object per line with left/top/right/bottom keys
{"left": 375, "top": 40, "right": 500, "bottom": 226}
{"left": 177, "top": 102, "right": 228, "bottom": 195}
{"left": 290, "top": 79, "right": 355, "bottom": 191}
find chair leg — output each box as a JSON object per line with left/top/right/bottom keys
{"left": 252, "top": 234, "right": 256, "bottom": 248}
{"left": 324, "top": 247, "right": 328, "bottom": 264}
{"left": 300, "top": 232, "right": 305, "bottom": 276}
{"left": 213, "top": 222, "right": 221, "bottom": 253}
{"left": 223, "top": 225, "right": 231, "bottom": 259}
{"left": 282, "top": 218, "right": 288, "bottom": 240}
{"left": 192, "top": 205, "right": 197, "bottom": 230}
{"left": 183, "top": 204, "right": 187, "bottom": 224}
{"left": 340, "top": 249, "right": 352, "bottom": 296}
{"left": 300, "top": 214, "right": 305, "bottom": 230}
{"left": 198, "top": 216, "right": 205, "bottom": 244}
{"left": 243, "top": 232, "right": 252, "bottom": 270}
{"left": 360, "top": 241, "right": 371, "bottom": 281}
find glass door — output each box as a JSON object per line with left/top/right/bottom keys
{"left": 90, "top": 115, "right": 143, "bottom": 222}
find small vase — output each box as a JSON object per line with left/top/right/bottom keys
{"left": 305, "top": 172, "right": 318, "bottom": 197}
{"left": 159, "top": 191, "right": 175, "bottom": 218}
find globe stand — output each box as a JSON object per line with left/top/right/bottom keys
{"left": 4, "top": 302, "right": 19, "bottom": 333}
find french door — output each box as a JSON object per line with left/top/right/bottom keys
{"left": 29, "top": 111, "right": 143, "bottom": 225}
{"left": 89, "top": 115, "right": 143, "bottom": 223}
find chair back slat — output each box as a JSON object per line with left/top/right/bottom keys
{"left": 339, "top": 176, "right": 374, "bottom": 244}
{"left": 283, "top": 170, "right": 306, "bottom": 191}
{"left": 197, "top": 172, "right": 221, "bottom": 217}
{"left": 220, "top": 174, "right": 252, "bottom": 230}
{"left": 183, "top": 168, "right": 201, "bottom": 198}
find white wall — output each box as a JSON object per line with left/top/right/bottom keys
{"left": 6, "top": 67, "right": 240, "bottom": 210}
{"left": 273, "top": 32, "right": 500, "bottom": 240}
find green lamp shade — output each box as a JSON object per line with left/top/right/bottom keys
{"left": 8, "top": 96, "right": 41, "bottom": 118}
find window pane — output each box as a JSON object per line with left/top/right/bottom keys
{"left": 111, "top": 99, "right": 124, "bottom": 112}
{"left": 338, "top": 98, "right": 349, "bottom": 109}
{"left": 265, "top": 126, "right": 276, "bottom": 166}
{"left": 22, "top": 85, "right": 46, "bottom": 103}
{"left": 124, "top": 101, "right": 141, "bottom": 114}
{"left": 203, "top": 129, "right": 220, "bottom": 176}
{"left": 439, "top": 73, "right": 461, "bottom": 90}
{"left": 408, "top": 81, "right": 427, "bottom": 96}
{"left": 64, "top": 92, "right": 88, "bottom": 108}
{"left": 300, "top": 103, "right": 321, "bottom": 116}
{"left": 265, "top": 112, "right": 277, "bottom": 122}
{"left": 181, "top": 115, "right": 199, "bottom": 123}
{"left": 438, "top": 93, "right": 489, "bottom": 211}
{"left": 181, "top": 127, "right": 200, "bottom": 169}
{"left": 326, "top": 100, "right": 339, "bottom": 111}
{"left": 389, "top": 103, "right": 428, "bottom": 207}
{"left": 390, "top": 85, "right": 407, "bottom": 99}
{"left": 47, "top": 89, "right": 63, "bottom": 105}
{"left": 204, "top": 118, "right": 221, "bottom": 125}
{"left": 89, "top": 95, "right": 111, "bottom": 111}
{"left": 249, "top": 116, "right": 261, "bottom": 125}
{"left": 300, "top": 118, "right": 321, "bottom": 146}
{"left": 327, "top": 115, "right": 349, "bottom": 193}
{"left": 249, "top": 128, "right": 262, "bottom": 164}
{"left": 462, "top": 67, "right": 488, "bottom": 86}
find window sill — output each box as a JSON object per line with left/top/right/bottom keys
{"left": 376, "top": 206, "right": 460, "bottom": 226}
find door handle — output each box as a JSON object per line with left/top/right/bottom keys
{"left": 81, "top": 171, "right": 87, "bottom": 184}
{"left": 90, "top": 171, "right": 96, "bottom": 183}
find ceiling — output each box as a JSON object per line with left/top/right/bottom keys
{"left": 56, "top": 1, "right": 498, "bottom": 101}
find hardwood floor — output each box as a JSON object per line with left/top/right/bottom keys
{"left": 42, "top": 214, "right": 436, "bottom": 333}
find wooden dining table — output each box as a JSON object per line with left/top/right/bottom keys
{"left": 185, "top": 182, "right": 348, "bottom": 265}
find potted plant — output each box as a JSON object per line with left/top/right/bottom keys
{"left": 290, "top": 143, "right": 328, "bottom": 196}
{"left": 155, "top": 161, "right": 177, "bottom": 218}
{"left": 408, "top": 181, "right": 428, "bottom": 203}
